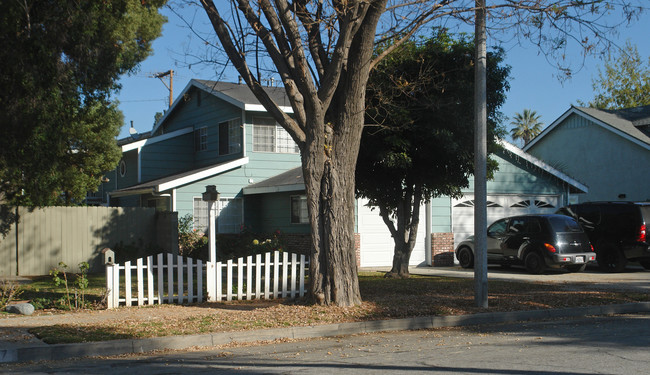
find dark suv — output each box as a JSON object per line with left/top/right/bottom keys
{"left": 455, "top": 214, "right": 595, "bottom": 274}
{"left": 558, "top": 202, "right": 650, "bottom": 272}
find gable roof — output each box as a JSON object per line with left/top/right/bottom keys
{"left": 243, "top": 140, "right": 587, "bottom": 195}
{"left": 242, "top": 167, "right": 304, "bottom": 195}
{"left": 524, "top": 105, "right": 650, "bottom": 152}
{"left": 110, "top": 157, "right": 249, "bottom": 197}
{"left": 499, "top": 140, "right": 587, "bottom": 194}
{"left": 151, "top": 80, "right": 293, "bottom": 134}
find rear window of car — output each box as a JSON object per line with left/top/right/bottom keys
{"left": 548, "top": 216, "right": 583, "bottom": 233}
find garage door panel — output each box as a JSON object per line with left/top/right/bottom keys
{"left": 451, "top": 194, "right": 560, "bottom": 249}
{"left": 358, "top": 198, "right": 426, "bottom": 267}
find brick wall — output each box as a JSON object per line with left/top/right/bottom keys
{"left": 354, "top": 233, "right": 361, "bottom": 268}
{"left": 431, "top": 232, "right": 455, "bottom": 267}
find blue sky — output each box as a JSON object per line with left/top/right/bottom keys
{"left": 115, "top": 5, "right": 650, "bottom": 143}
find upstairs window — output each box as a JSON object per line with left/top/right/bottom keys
{"left": 194, "top": 127, "right": 207, "bottom": 152}
{"left": 219, "top": 119, "right": 242, "bottom": 155}
{"left": 253, "top": 117, "right": 299, "bottom": 153}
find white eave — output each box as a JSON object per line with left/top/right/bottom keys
{"left": 157, "top": 157, "right": 249, "bottom": 192}
{"left": 242, "top": 182, "right": 305, "bottom": 195}
{"left": 121, "top": 127, "right": 193, "bottom": 152}
{"left": 500, "top": 139, "right": 588, "bottom": 193}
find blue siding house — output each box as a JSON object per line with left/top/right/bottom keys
{"left": 96, "top": 80, "right": 305, "bottom": 235}
{"left": 524, "top": 105, "right": 650, "bottom": 203}
{"left": 96, "top": 80, "right": 587, "bottom": 267}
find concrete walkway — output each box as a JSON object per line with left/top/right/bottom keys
{"left": 1, "top": 265, "right": 649, "bottom": 364}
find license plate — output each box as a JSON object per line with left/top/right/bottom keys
{"left": 575, "top": 256, "right": 584, "bottom": 263}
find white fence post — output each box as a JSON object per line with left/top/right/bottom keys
{"left": 157, "top": 253, "right": 164, "bottom": 304}
{"left": 246, "top": 255, "right": 252, "bottom": 300}
{"left": 197, "top": 259, "right": 204, "bottom": 303}
{"left": 106, "top": 264, "right": 114, "bottom": 309}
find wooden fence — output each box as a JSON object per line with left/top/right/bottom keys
{"left": 0, "top": 206, "right": 177, "bottom": 276}
{"left": 106, "top": 251, "right": 309, "bottom": 309}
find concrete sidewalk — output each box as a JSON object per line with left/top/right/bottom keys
{"left": 2, "top": 265, "right": 649, "bottom": 364}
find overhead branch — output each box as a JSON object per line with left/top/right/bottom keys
{"left": 200, "top": 0, "right": 306, "bottom": 145}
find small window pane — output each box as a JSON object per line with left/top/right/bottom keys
{"left": 291, "top": 196, "right": 309, "bottom": 224}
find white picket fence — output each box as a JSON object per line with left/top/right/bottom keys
{"left": 106, "top": 251, "right": 309, "bottom": 309}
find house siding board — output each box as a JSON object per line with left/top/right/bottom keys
{"left": 528, "top": 113, "right": 650, "bottom": 202}
{"left": 464, "top": 152, "right": 564, "bottom": 196}
{"left": 246, "top": 192, "right": 310, "bottom": 234}
{"left": 140, "top": 133, "right": 195, "bottom": 182}
{"left": 118, "top": 150, "right": 139, "bottom": 188}
{"left": 431, "top": 196, "right": 452, "bottom": 233}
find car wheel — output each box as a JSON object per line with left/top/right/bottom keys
{"left": 596, "top": 243, "right": 627, "bottom": 272}
{"left": 639, "top": 260, "right": 650, "bottom": 270}
{"left": 566, "top": 264, "right": 587, "bottom": 272}
{"left": 524, "top": 251, "right": 544, "bottom": 274}
{"left": 458, "top": 247, "right": 474, "bottom": 269}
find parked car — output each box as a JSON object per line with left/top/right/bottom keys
{"left": 557, "top": 202, "right": 650, "bottom": 272}
{"left": 455, "top": 214, "right": 595, "bottom": 274}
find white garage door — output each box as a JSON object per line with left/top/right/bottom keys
{"left": 451, "top": 194, "right": 560, "bottom": 248}
{"left": 358, "top": 198, "right": 427, "bottom": 268}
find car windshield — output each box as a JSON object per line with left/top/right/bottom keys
{"left": 548, "top": 216, "right": 582, "bottom": 233}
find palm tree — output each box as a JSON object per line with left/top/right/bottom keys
{"left": 510, "top": 109, "right": 544, "bottom": 147}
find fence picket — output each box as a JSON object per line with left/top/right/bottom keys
{"left": 226, "top": 259, "right": 233, "bottom": 302}
{"left": 216, "top": 261, "right": 223, "bottom": 301}
{"left": 157, "top": 253, "right": 164, "bottom": 304}
{"left": 246, "top": 255, "right": 252, "bottom": 300}
{"left": 137, "top": 258, "right": 144, "bottom": 306}
{"left": 282, "top": 252, "right": 288, "bottom": 298}
{"left": 167, "top": 253, "right": 174, "bottom": 303}
{"left": 147, "top": 256, "right": 154, "bottom": 305}
{"left": 291, "top": 253, "right": 297, "bottom": 298}
{"left": 197, "top": 259, "right": 203, "bottom": 303}
{"left": 273, "top": 251, "right": 280, "bottom": 298}
{"left": 106, "top": 251, "right": 309, "bottom": 308}
{"left": 264, "top": 252, "right": 270, "bottom": 299}
{"left": 300, "top": 254, "right": 306, "bottom": 297}
{"left": 125, "top": 261, "right": 132, "bottom": 307}
{"left": 187, "top": 257, "right": 194, "bottom": 303}
{"left": 177, "top": 255, "right": 184, "bottom": 304}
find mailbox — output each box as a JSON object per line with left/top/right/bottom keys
{"left": 202, "top": 185, "right": 220, "bottom": 202}
{"left": 102, "top": 248, "right": 115, "bottom": 265}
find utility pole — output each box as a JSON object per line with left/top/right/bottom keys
{"left": 154, "top": 70, "right": 174, "bottom": 108}
{"left": 474, "top": 0, "right": 488, "bottom": 308}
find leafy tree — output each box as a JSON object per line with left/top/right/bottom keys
{"left": 0, "top": 1, "right": 167, "bottom": 208}
{"left": 509, "top": 109, "right": 544, "bottom": 147}
{"left": 195, "top": 1, "right": 643, "bottom": 306}
{"left": 358, "top": 30, "right": 510, "bottom": 278}
{"left": 588, "top": 41, "right": 650, "bottom": 109}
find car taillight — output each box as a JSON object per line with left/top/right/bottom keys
{"left": 544, "top": 243, "right": 556, "bottom": 253}
{"left": 638, "top": 224, "right": 647, "bottom": 242}
{"left": 590, "top": 244, "right": 594, "bottom": 252}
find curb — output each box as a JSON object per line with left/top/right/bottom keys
{"left": 2, "top": 302, "right": 650, "bottom": 364}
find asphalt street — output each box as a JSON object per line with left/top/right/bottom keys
{"left": 3, "top": 313, "right": 649, "bottom": 374}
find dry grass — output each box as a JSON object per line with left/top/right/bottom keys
{"left": 29, "top": 272, "right": 649, "bottom": 344}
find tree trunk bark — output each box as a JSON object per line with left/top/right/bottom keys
{"left": 383, "top": 186, "right": 422, "bottom": 278}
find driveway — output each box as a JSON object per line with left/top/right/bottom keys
{"left": 364, "top": 264, "right": 650, "bottom": 293}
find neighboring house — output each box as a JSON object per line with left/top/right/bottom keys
{"left": 524, "top": 105, "right": 650, "bottom": 203}
{"left": 94, "top": 79, "right": 587, "bottom": 268}
{"left": 244, "top": 140, "right": 587, "bottom": 267}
